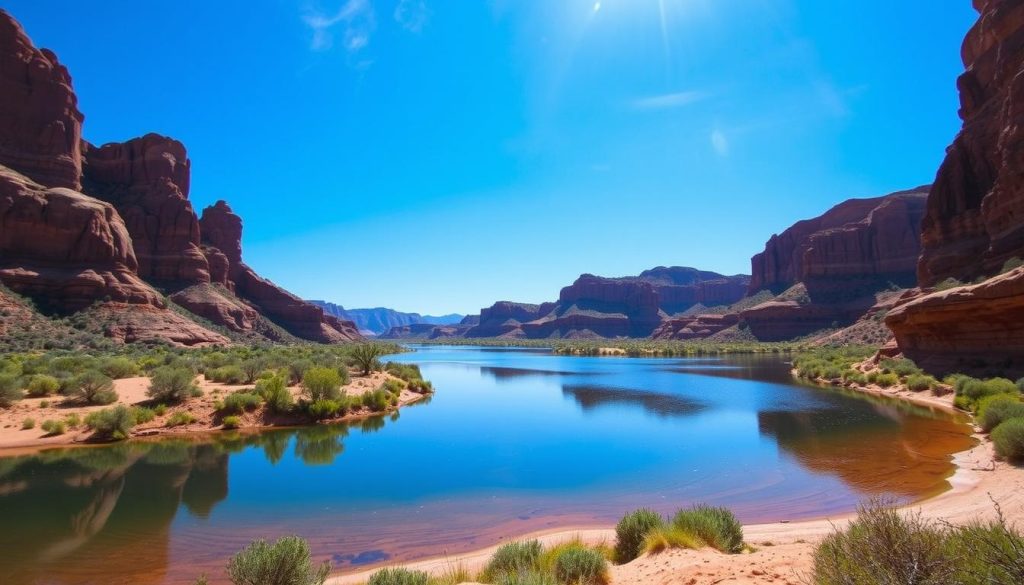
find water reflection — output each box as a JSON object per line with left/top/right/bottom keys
{"left": 561, "top": 384, "right": 706, "bottom": 418}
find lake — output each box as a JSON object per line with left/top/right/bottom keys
{"left": 0, "top": 345, "right": 975, "bottom": 584}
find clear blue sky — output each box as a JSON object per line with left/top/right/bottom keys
{"left": 8, "top": 1, "right": 976, "bottom": 315}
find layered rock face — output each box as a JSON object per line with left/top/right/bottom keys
{"left": 82, "top": 135, "right": 210, "bottom": 283}
{"left": 918, "top": 0, "right": 1024, "bottom": 285}
{"left": 650, "top": 314, "right": 739, "bottom": 341}
{"left": 0, "top": 11, "right": 82, "bottom": 190}
{"left": 887, "top": 0, "right": 1024, "bottom": 376}
{"left": 0, "top": 9, "right": 358, "bottom": 346}
{"left": 467, "top": 302, "right": 555, "bottom": 338}
{"left": 750, "top": 188, "right": 929, "bottom": 297}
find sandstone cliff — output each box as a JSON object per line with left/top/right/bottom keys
{"left": 887, "top": 0, "right": 1024, "bottom": 376}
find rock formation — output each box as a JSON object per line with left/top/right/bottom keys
{"left": 887, "top": 0, "right": 1024, "bottom": 376}
{"left": 651, "top": 314, "right": 739, "bottom": 341}
{"left": 0, "top": 9, "right": 359, "bottom": 346}
{"left": 0, "top": 12, "right": 82, "bottom": 190}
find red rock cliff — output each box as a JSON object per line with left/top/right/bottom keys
{"left": 0, "top": 10, "right": 83, "bottom": 190}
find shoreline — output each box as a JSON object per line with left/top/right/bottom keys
{"left": 0, "top": 371, "right": 429, "bottom": 456}
{"left": 329, "top": 377, "right": 1019, "bottom": 585}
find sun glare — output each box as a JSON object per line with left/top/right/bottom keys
{"left": 593, "top": 1, "right": 602, "bottom": 12}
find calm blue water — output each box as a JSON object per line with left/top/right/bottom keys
{"left": 0, "top": 346, "right": 973, "bottom": 585}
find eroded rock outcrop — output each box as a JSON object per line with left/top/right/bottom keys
{"left": 651, "top": 313, "right": 739, "bottom": 341}
{"left": 887, "top": 0, "right": 1024, "bottom": 376}
{"left": 82, "top": 135, "right": 210, "bottom": 283}
{"left": 0, "top": 10, "right": 83, "bottom": 190}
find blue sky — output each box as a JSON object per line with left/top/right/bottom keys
{"left": 8, "top": 1, "right": 976, "bottom": 315}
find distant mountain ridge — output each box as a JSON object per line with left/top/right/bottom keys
{"left": 308, "top": 301, "right": 464, "bottom": 336}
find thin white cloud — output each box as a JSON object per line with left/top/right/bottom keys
{"left": 303, "top": 0, "right": 376, "bottom": 53}
{"left": 710, "top": 129, "right": 729, "bottom": 156}
{"left": 631, "top": 90, "right": 709, "bottom": 111}
{"left": 394, "top": 0, "right": 431, "bottom": 33}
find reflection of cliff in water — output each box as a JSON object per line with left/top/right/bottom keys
{"left": 0, "top": 442, "right": 229, "bottom": 585}
{"left": 562, "top": 384, "right": 706, "bottom": 418}
{"left": 758, "top": 402, "right": 975, "bottom": 498}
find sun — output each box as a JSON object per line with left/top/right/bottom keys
{"left": 593, "top": 1, "right": 602, "bottom": 12}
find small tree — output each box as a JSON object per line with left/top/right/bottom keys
{"left": 148, "top": 366, "right": 199, "bottom": 403}
{"left": 241, "top": 358, "right": 266, "bottom": 384}
{"left": 227, "top": 536, "right": 330, "bottom": 585}
{"left": 350, "top": 344, "right": 386, "bottom": 376}
{"left": 302, "top": 368, "right": 342, "bottom": 402}
{"left": 72, "top": 371, "right": 117, "bottom": 405}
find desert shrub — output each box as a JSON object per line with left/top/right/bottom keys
{"left": 947, "top": 516, "right": 1024, "bottom": 584}
{"left": 148, "top": 366, "right": 199, "bottom": 403}
{"left": 208, "top": 365, "right": 246, "bottom": 385}
{"left": 671, "top": 505, "right": 743, "bottom": 553}
{"left": 154, "top": 404, "right": 168, "bottom": 416}
{"left": 166, "top": 411, "right": 196, "bottom": 427}
{"left": 350, "top": 344, "right": 386, "bottom": 375}
{"left": 222, "top": 392, "right": 262, "bottom": 415}
{"left": 226, "top": 536, "right": 330, "bottom": 585}
{"left": 85, "top": 405, "right": 136, "bottom": 440}
{"left": 367, "top": 568, "right": 431, "bottom": 585}
{"left": 256, "top": 376, "right": 294, "bottom": 414}
{"left": 552, "top": 545, "right": 607, "bottom": 585}
{"left": 384, "top": 362, "right": 423, "bottom": 382}
{"left": 222, "top": 415, "right": 241, "bottom": 430}
{"left": 482, "top": 540, "right": 542, "bottom": 582}
{"left": 992, "top": 418, "right": 1024, "bottom": 461}
{"left": 288, "top": 359, "right": 314, "bottom": 385}
{"left": 64, "top": 413, "right": 81, "bottom": 428}
{"left": 614, "top": 508, "right": 664, "bottom": 562}
{"left": 905, "top": 374, "right": 937, "bottom": 392}
{"left": 978, "top": 395, "right": 1024, "bottom": 432}
{"left": 302, "top": 367, "right": 342, "bottom": 402}
{"left": 26, "top": 374, "right": 60, "bottom": 397}
{"left": 133, "top": 406, "right": 156, "bottom": 424}
{"left": 956, "top": 377, "right": 1020, "bottom": 411}
{"left": 496, "top": 571, "right": 558, "bottom": 585}
{"left": 1018, "top": 377, "right": 1024, "bottom": 392}
{"left": 41, "top": 419, "right": 66, "bottom": 436}
{"left": 642, "top": 525, "right": 702, "bottom": 555}
{"left": 21, "top": 418, "right": 34, "bottom": 430}
{"left": 842, "top": 370, "right": 869, "bottom": 385}
{"left": 307, "top": 399, "right": 342, "bottom": 420}
{"left": 382, "top": 378, "right": 405, "bottom": 395}
{"left": 100, "top": 356, "right": 139, "bottom": 379}
{"left": 1001, "top": 256, "right": 1024, "bottom": 274}
{"left": 812, "top": 501, "right": 957, "bottom": 585}
{"left": 362, "top": 388, "right": 393, "bottom": 412}
{"left": 71, "top": 371, "right": 117, "bottom": 405}
{"left": 879, "top": 358, "right": 922, "bottom": 377}
{"left": 406, "top": 379, "right": 433, "bottom": 394}
{"left": 240, "top": 358, "right": 266, "bottom": 384}
{"left": 873, "top": 372, "right": 899, "bottom": 388}
{"left": 0, "top": 373, "right": 23, "bottom": 407}
{"left": 201, "top": 351, "right": 232, "bottom": 370}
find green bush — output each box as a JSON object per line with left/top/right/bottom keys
{"left": 362, "top": 388, "right": 393, "bottom": 412}
{"left": 0, "top": 373, "right": 24, "bottom": 407}
{"left": 240, "top": 358, "right": 266, "bottom": 384}
{"left": 222, "top": 415, "right": 241, "bottom": 430}
{"left": 21, "top": 418, "right": 34, "bottom": 430}
{"left": 256, "top": 376, "right": 294, "bottom": 414}
{"left": 288, "top": 359, "right": 314, "bottom": 385}
{"left": 905, "top": 374, "right": 937, "bottom": 392}
{"left": 100, "top": 356, "right": 139, "bottom": 379}
{"left": 879, "top": 358, "right": 922, "bottom": 377}
{"left": 307, "top": 399, "right": 342, "bottom": 420}
{"left": 208, "top": 365, "right": 246, "bottom": 385}
{"left": 71, "top": 371, "right": 117, "bottom": 404}
{"left": 482, "top": 540, "right": 542, "bottom": 582}
{"left": 85, "top": 405, "right": 136, "bottom": 440}
{"left": 41, "top": 419, "right": 66, "bottom": 436}
{"left": 166, "top": 411, "right": 196, "bottom": 428}
{"left": 63, "top": 413, "right": 80, "bottom": 428}
{"left": 812, "top": 501, "right": 955, "bottom": 585}
{"left": 642, "top": 525, "right": 703, "bottom": 555}
{"left": 552, "top": 545, "right": 607, "bottom": 585}
{"left": 25, "top": 374, "right": 59, "bottom": 397}
{"left": 384, "top": 362, "right": 423, "bottom": 383}
{"left": 992, "top": 418, "right": 1024, "bottom": 461}
{"left": 133, "top": 406, "right": 156, "bottom": 424}
{"left": 979, "top": 395, "right": 1024, "bottom": 432}
{"left": 226, "top": 536, "right": 330, "bottom": 585}
{"left": 956, "top": 377, "right": 1021, "bottom": 411}
{"left": 382, "top": 378, "right": 405, "bottom": 395}
{"left": 221, "top": 392, "right": 262, "bottom": 414}
{"left": 350, "top": 344, "right": 387, "bottom": 375}
{"left": 671, "top": 505, "right": 743, "bottom": 553}
{"left": 873, "top": 372, "right": 899, "bottom": 388}
{"left": 1017, "top": 377, "right": 1024, "bottom": 392}
{"left": 367, "top": 568, "right": 431, "bottom": 585}
{"left": 614, "top": 508, "right": 664, "bottom": 562}
{"left": 947, "top": 518, "right": 1024, "bottom": 583}
{"left": 154, "top": 404, "right": 168, "bottom": 416}
{"left": 407, "top": 379, "right": 433, "bottom": 394}
{"left": 148, "top": 366, "right": 199, "bottom": 403}
{"left": 302, "top": 367, "right": 343, "bottom": 402}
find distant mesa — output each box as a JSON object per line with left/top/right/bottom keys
{"left": 0, "top": 9, "right": 359, "bottom": 347}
